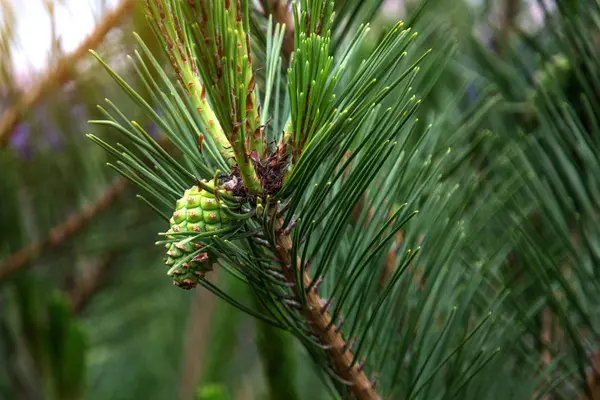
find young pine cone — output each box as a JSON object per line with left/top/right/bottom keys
{"left": 164, "top": 180, "right": 232, "bottom": 290}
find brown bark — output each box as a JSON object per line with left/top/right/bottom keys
{"left": 273, "top": 218, "right": 380, "bottom": 400}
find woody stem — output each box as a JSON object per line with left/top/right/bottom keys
{"left": 272, "top": 218, "right": 381, "bottom": 400}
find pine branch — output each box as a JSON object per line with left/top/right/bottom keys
{"left": 0, "top": 178, "right": 128, "bottom": 280}
{"left": 273, "top": 218, "right": 380, "bottom": 400}
{"left": 86, "top": 2, "right": 434, "bottom": 398}
{"left": 146, "top": 0, "right": 265, "bottom": 193}
{"left": 0, "top": 0, "right": 135, "bottom": 148}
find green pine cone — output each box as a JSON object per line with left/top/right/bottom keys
{"left": 164, "top": 180, "right": 232, "bottom": 290}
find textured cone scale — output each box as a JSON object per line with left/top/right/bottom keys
{"left": 164, "top": 180, "right": 232, "bottom": 290}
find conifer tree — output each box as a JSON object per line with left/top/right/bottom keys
{"left": 1, "top": 0, "right": 600, "bottom": 399}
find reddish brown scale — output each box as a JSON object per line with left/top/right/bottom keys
{"left": 175, "top": 37, "right": 186, "bottom": 58}
{"left": 253, "top": 127, "right": 263, "bottom": 144}
{"left": 246, "top": 93, "right": 254, "bottom": 112}
{"left": 227, "top": 147, "right": 289, "bottom": 202}
{"left": 161, "top": 26, "right": 172, "bottom": 46}
{"left": 245, "top": 34, "right": 252, "bottom": 65}
{"left": 244, "top": 136, "right": 252, "bottom": 156}
{"left": 180, "top": 279, "right": 196, "bottom": 290}
{"left": 235, "top": 0, "right": 242, "bottom": 22}
{"left": 231, "top": 122, "right": 240, "bottom": 142}
{"left": 166, "top": 43, "right": 175, "bottom": 55}
{"left": 216, "top": 34, "right": 224, "bottom": 58}
{"left": 248, "top": 73, "right": 256, "bottom": 91}
{"left": 174, "top": 18, "right": 185, "bottom": 41}
{"left": 278, "top": 132, "right": 288, "bottom": 153}
{"left": 230, "top": 95, "right": 238, "bottom": 117}
{"left": 152, "top": 0, "right": 164, "bottom": 16}
{"left": 191, "top": 55, "right": 199, "bottom": 76}
{"left": 156, "top": 1, "right": 165, "bottom": 20}
{"left": 315, "top": 14, "right": 324, "bottom": 36}
{"left": 179, "top": 48, "right": 188, "bottom": 63}
{"left": 197, "top": 133, "right": 204, "bottom": 153}
{"left": 155, "top": 0, "right": 165, "bottom": 20}
{"left": 145, "top": 0, "right": 154, "bottom": 17}
{"left": 198, "top": 0, "right": 208, "bottom": 19}
{"left": 304, "top": 13, "right": 311, "bottom": 36}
